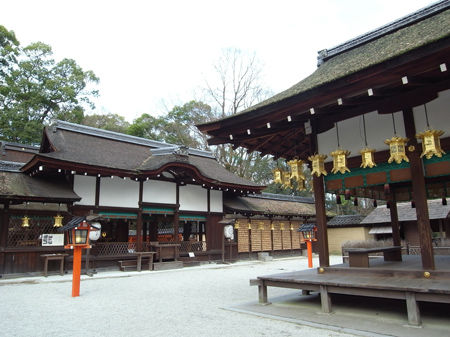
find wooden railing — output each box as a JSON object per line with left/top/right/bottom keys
{"left": 93, "top": 242, "right": 136, "bottom": 256}
{"left": 179, "top": 241, "right": 207, "bottom": 253}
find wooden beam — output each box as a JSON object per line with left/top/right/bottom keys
{"left": 403, "top": 108, "right": 434, "bottom": 270}
{"left": 136, "top": 180, "right": 143, "bottom": 252}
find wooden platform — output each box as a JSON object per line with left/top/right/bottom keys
{"left": 251, "top": 255, "right": 450, "bottom": 326}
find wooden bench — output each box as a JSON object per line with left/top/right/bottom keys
{"left": 345, "top": 246, "right": 402, "bottom": 267}
{"left": 41, "top": 253, "right": 68, "bottom": 277}
{"left": 118, "top": 252, "right": 155, "bottom": 272}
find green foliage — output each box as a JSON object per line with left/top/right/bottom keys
{"left": 0, "top": 25, "right": 99, "bottom": 144}
{"left": 82, "top": 113, "right": 130, "bottom": 133}
{"left": 128, "top": 101, "right": 214, "bottom": 148}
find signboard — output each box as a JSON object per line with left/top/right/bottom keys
{"left": 41, "top": 234, "right": 64, "bottom": 246}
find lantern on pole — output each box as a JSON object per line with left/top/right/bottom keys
{"left": 59, "top": 216, "right": 101, "bottom": 297}
{"left": 298, "top": 223, "right": 317, "bottom": 268}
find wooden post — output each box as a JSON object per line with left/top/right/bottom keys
{"left": 248, "top": 218, "right": 252, "bottom": 258}
{"left": 258, "top": 281, "right": 269, "bottom": 304}
{"left": 388, "top": 189, "right": 402, "bottom": 248}
{"left": 320, "top": 285, "right": 332, "bottom": 313}
{"left": 403, "top": 109, "right": 434, "bottom": 270}
{"left": 95, "top": 176, "right": 100, "bottom": 207}
{"left": 174, "top": 184, "right": 180, "bottom": 242}
{"left": 0, "top": 202, "right": 9, "bottom": 248}
{"left": 72, "top": 246, "right": 82, "bottom": 297}
{"left": 405, "top": 292, "right": 421, "bottom": 326}
{"left": 136, "top": 180, "right": 143, "bottom": 252}
{"left": 313, "top": 174, "right": 330, "bottom": 267}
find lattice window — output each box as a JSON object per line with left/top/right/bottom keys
{"left": 7, "top": 215, "right": 61, "bottom": 247}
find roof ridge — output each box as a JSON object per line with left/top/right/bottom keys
{"left": 247, "top": 192, "right": 314, "bottom": 204}
{"left": 51, "top": 120, "right": 215, "bottom": 159}
{"left": 317, "top": 0, "right": 450, "bottom": 65}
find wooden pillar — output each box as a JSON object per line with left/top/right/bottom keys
{"left": 143, "top": 221, "right": 148, "bottom": 243}
{"left": 310, "top": 121, "right": 329, "bottom": 267}
{"left": 95, "top": 176, "right": 100, "bottom": 207}
{"left": 388, "top": 189, "right": 402, "bottom": 247}
{"left": 270, "top": 218, "right": 274, "bottom": 254}
{"left": 174, "top": 183, "right": 180, "bottom": 242}
{"left": 313, "top": 175, "right": 330, "bottom": 267}
{"left": 0, "top": 202, "right": 9, "bottom": 275}
{"left": 136, "top": 180, "right": 143, "bottom": 251}
{"left": 403, "top": 108, "right": 434, "bottom": 270}
{"left": 248, "top": 218, "right": 252, "bottom": 258}
{"left": 0, "top": 202, "right": 9, "bottom": 248}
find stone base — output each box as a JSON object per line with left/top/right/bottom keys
{"left": 153, "top": 261, "right": 184, "bottom": 271}
{"left": 257, "top": 252, "right": 273, "bottom": 262}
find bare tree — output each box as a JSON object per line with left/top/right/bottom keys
{"left": 203, "top": 48, "right": 273, "bottom": 181}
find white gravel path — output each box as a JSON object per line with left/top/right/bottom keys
{"left": 0, "top": 255, "right": 356, "bottom": 337}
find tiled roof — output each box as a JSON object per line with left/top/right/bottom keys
{"left": 0, "top": 160, "right": 23, "bottom": 172}
{"left": 361, "top": 198, "right": 450, "bottom": 224}
{"left": 328, "top": 214, "right": 366, "bottom": 227}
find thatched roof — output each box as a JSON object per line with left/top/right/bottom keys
{"left": 0, "top": 171, "right": 80, "bottom": 203}
{"left": 200, "top": 2, "right": 450, "bottom": 124}
{"left": 361, "top": 198, "right": 450, "bottom": 224}
{"left": 224, "top": 193, "right": 315, "bottom": 217}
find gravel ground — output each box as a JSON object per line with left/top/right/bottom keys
{"left": 0, "top": 255, "right": 355, "bottom": 337}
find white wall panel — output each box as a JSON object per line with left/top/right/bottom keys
{"left": 142, "top": 180, "right": 176, "bottom": 204}
{"left": 99, "top": 178, "right": 139, "bottom": 208}
{"left": 210, "top": 190, "right": 223, "bottom": 213}
{"left": 318, "top": 110, "right": 406, "bottom": 162}
{"left": 73, "top": 175, "right": 96, "bottom": 205}
{"left": 413, "top": 89, "right": 450, "bottom": 134}
{"left": 179, "top": 184, "right": 207, "bottom": 212}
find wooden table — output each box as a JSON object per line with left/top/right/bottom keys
{"left": 40, "top": 253, "right": 68, "bottom": 277}
{"left": 132, "top": 252, "right": 156, "bottom": 271}
{"left": 346, "top": 246, "right": 402, "bottom": 267}
{"left": 151, "top": 243, "right": 180, "bottom": 263}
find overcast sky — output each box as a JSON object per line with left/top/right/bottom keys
{"left": 2, "top": 0, "right": 435, "bottom": 122}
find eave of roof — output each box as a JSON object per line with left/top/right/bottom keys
{"left": 197, "top": 3, "right": 450, "bottom": 133}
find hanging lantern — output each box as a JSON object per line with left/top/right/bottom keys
{"left": 360, "top": 148, "right": 376, "bottom": 168}
{"left": 273, "top": 168, "right": 283, "bottom": 184}
{"left": 385, "top": 136, "right": 409, "bottom": 164}
{"left": 287, "top": 159, "right": 305, "bottom": 182}
{"left": 258, "top": 221, "right": 264, "bottom": 230}
{"left": 53, "top": 214, "right": 64, "bottom": 228}
{"left": 280, "top": 222, "right": 285, "bottom": 231}
{"left": 21, "top": 216, "right": 30, "bottom": 228}
{"left": 416, "top": 129, "right": 445, "bottom": 159}
{"left": 289, "top": 223, "right": 294, "bottom": 231}
{"left": 330, "top": 149, "right": 351, "bottom": 174}
{"left": 234, "top": 220, "right": 240, "bottom": 230}
{"left": 270, "top": 222, "right": 275, "bottom": 230}
{"left": 308, "top": 154, "right": 327, "bottom": 177}
{"left": 248, "top": 222, "right": 252, "bottom": 230}
{"left": 282, "top": 171, "right": 292, "bottom": 189}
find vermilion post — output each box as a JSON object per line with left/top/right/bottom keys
{"left": 307, "top": 240, "right": 313, "bottom": 268}
{"left": 72, "top": 246, "right": 82, "bottom": 297}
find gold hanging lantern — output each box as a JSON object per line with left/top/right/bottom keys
{"left": 416, "top": 129, "right": 445, "bottom": 159}
{"left": 289, "top": 223, "right": 294, "bottom": 231}
{"left": 248, "top": 222, "right": 252, "bottom": 230}
{"left": 287, "top": 159, "right": 305, "bottom": 181}
{"left": 280, "top": 222, "right": 285, "bottom": 231}
{"left": 308, "top": 154, "right": 327, "bottom": 177}
{"left": 360, "top": 148, "right": 376, "bottom": 168}
{"left": 53, "top": 214, "right": 64, "bottom": 228}
{"left": 234, "top": 220, "right": 240, "bottom": 230}
{"left": 385, "top": 136, "right": 409, "bottom": 164}
{"left": 21, "top": 216, "right": 30, "bottom": 228}
{"left": 270, "top": 222, "right": 275, "bottom": 230}
{"left": 258, "top": 221, "right": 264, "bottom": 230}
{"left": 282, "top": 171, "right": 292, "bottom": 189}
{"left": 272, "top": 168, "right": 283, "bottom": 184}
{"left": 330, "top": 149, "right": 351, "bottom": 174}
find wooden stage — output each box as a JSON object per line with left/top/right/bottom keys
{"left": 250, "top": 255, "right": 450, "bottom": 326}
